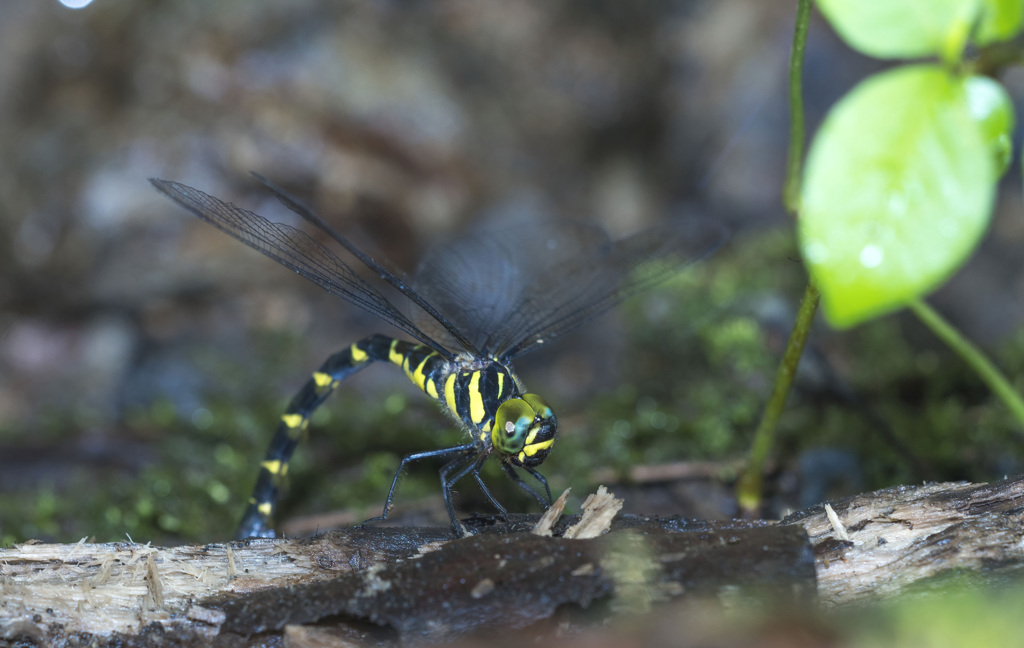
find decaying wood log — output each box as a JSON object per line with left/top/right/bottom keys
{"left": 3, "top": 477, "right": 1024, "bottom": 646}
{"left": 210, "top": 522, "right": 813, "bottom": 639}
{"left": 782, "top": 476, "right": 1024, "bottom": 605}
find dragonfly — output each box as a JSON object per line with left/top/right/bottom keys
{"left": 151, "top": 175, "right": 727, "bottom": 538}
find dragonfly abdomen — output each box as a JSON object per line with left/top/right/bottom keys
{"left": 385, "top": 338, "right": 449, "bottom": 401}
{"left": 237, "top": 333, "right": 441, "bottom": 537}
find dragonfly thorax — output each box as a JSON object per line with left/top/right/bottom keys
{"left": 441, "top": 358, "right": 556, "bottom": 467}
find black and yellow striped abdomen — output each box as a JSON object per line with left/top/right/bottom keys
{"left": 237, "top": 334, "right": 523, "bottom": 537}
{"left": 385, "top": 338, "right": 449, "bottom": 402}
{"left": 237, "top": 335, "right": 384, "bottom": 536}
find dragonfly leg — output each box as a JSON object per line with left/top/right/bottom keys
{"left": 440, "top": 449, "right": 492, "bottom": 534}
{"left": 361, "top": 443, "right": 476, "bottom": 527}
{"left": 471, "top": 471, "right": 510, "bottom": 521}
{"left": 501, "top": 460, "right": 553, "bottom": 508}
{"left": 523, "top": 465, "right": 553, "bottom": 505}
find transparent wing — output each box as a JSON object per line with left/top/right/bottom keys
{"left": 150, "top": 179, "right": 456, "bottom": 359}
{"left": 410, "top": 221, "right": 608, "bottom": 357}
{"left": 412, "top": 216, "right": 728, "bottom": 361}
{"left": 247, "top": 173, "right": 477, "bottom": 355}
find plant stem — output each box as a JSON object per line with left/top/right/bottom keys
{"left": 737, "top": 282, "right": 820, "bottom": 514}
{"left": 909, "top": 299, "right": 1024, "bottom": 428}
{"left": 783, "top": 0, "right": 811, "bottom": 216}
{"left": 737, "top": 0, "right": 816, "bottom": 515}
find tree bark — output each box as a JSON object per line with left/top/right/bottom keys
{"left": 3, "top": 476, "right": 1024, "bottom": 646}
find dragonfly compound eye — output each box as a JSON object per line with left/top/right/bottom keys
{"left": 523, "top": 393, "right": 553, "bottom": 419}
{"left": 493, "top": 394, "right": 557, "bottom": 467}
{"left": 493, "top": 398, "right": 534, "bottom": 454}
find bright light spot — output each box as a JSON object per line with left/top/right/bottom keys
{"left": 648, "top": 411, "right": 667, "bottom": 429}
{"left": 59, "top": 0, "right": 94, "bottom": 8}
{"left": 887, "top": 191, "right": 907, "bottom": 216}
{"left": 611, "top": 419, "right": 632, "bottom": 437}
{"left": 191, "top": 407, "right": 214, "bottom": 430}
{"left": 208, "top": 481, "right": 231, "bottom": 504}
{"left": 859, "top": 244, "right": 884, "bottom": 269}
{"left": 803, "top": 242, "right": 829, "bottom": 263}
{"left": 384, "top": 392, "right": 406, "bottom": 415}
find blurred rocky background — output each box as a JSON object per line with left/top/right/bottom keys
{"left": 1, "top": 0, "right": 1023, "bottom": 544}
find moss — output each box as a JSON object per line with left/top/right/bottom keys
{"left": 845, "top": 579, "right": 1024, "bottom": 647}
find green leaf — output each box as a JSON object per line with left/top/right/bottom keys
{"left": 964, "top": 75, "right": 1015, "bottom": 175}
{"left": 816, "top": 0, "right": 979, "bottom": 61}
{"left": 976, "top": 0, "right": 1024, "bottom": 44}
{"left": 799, "top": 65, "right": 996, "bottom": 328}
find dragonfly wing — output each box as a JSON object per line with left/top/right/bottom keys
{"left": 150, "top": 179, "right": 452, "bottom": 357}
{"left": 249, "top": 173, "right": 480, "bottom": 356}
{"left": 411, "top": 215, "right": 727, "bottom": 360}
{"left": 411, "top": 220, "right": 611, "bottom": 357}
{"left": 499, "top": 216, "right": 728, "bottom": 359}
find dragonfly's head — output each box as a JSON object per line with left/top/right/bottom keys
{"left": 492, "top": 393, "right": 557, "bottom": 467}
